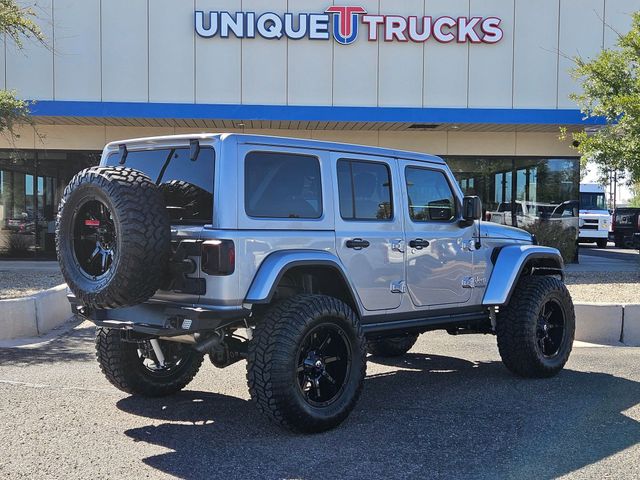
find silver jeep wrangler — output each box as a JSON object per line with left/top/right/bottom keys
{"left": 56, "top": 134, "right": 575, "bottom": 433}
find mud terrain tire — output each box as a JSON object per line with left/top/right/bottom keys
{"left": 95, "top": 328, "right": 203, "bottom": 397}
{"left": 496, "top": 276, "right": 575, "bottom": 378}
{"left": 247, "top": 295, "right": 367, "bottom": 433}
{"left": 56, "top": 166, "right": 171, "bottom": 309}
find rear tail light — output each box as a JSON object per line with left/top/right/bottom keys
{"left": 201, "top": 240, "right": 235, "bottom": 276}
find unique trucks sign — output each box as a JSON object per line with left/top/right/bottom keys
{"left": 194, "top": 6, "right": 503, "bottom": 45}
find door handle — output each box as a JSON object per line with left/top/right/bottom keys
{"left": 346, "top": 238, "right": 370, "bottom": 250}
{"left": 409, "top": 239, "right": 430, "bottom": 250}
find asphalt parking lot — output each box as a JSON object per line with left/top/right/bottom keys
{"left": 0, "top": 322, "right": 638, "bottom": 480}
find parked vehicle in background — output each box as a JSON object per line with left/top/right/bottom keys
{"left": 486, "top": 201, "right": 553, "bottom": 228}
{"left": 612, "top": 207, "right": 640, "bottom": 248}
{"left": 579, "top": 184, "right": 611, "bottom": 248}
{"left": 487, "top": 200, "right": 578, "bottom": 234}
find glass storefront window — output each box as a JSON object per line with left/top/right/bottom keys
{"left": 0, "top": 150, "right": 100, "bottom": 258}
{"left": 447, "top": 156, "right": 580, "bottom": 261}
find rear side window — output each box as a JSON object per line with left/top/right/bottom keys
{"left": 405, "top": 167, "right": 456, "bottom": 222}
{"left": 245, "top": 151, "right": 322, "bottom": 219}
{"left": 107, "top": 147, "right": 214, "bottom": 224}
{"left": 337, "top": 159, "right": 393, "bottom": 221}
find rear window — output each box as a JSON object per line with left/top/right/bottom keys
{"left": 244, "top": 151, "right": 322, "bottom": 219}
{"left": 107, "top": 147, "right": 214, "bottom": 224}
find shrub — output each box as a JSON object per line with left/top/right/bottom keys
{"left": 0, "top": 232, "right": 33, "bottom": 257}
{"left": 523, "top": 220, "right": 578, "bottom": 264}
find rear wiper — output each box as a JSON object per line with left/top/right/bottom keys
{"left": 156, "top": 148, "right": 176, "bottom": 184}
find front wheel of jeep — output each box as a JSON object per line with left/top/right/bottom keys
{"left": 95, "top": 328, "right": 204, "bottom": 397}
{"left": 247, "top": 295, "right": 367, "bottom": 433}
{"left": 496, "top": 276, "right": 575, "bottom": 378}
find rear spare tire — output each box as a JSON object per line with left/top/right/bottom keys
{"left": 56, "top": 166, "right": 171, "bottom": 309}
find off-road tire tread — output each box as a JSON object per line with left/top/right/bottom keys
{"left": 95, "top": 328, "right": 203, "bottom": 397}
{"left": 247, "top": 295, "right": 367, "bottom": 433}
{"left": 367, "top": 334, "right": 419, "bottom": 357}
{"left": 56, "top": 166, "right": 171, "bottom": 308}
{"left": 496, "top": 276, "right": 575, "bottom": 378}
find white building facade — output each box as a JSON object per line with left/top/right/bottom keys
{"left": 0, "top": 0, "right": 638, "bottom": 257}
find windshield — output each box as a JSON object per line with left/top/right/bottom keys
{"left": 580, "top": 192, "right": 607, "bottom": 211}
{"left": 106, "top": 146, "right": 214, "bottom": 224}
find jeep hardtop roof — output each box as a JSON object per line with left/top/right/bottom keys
{"left": 103, "top": 133, "right": 446, "bottom": 166}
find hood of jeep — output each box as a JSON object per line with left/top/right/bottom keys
{"left": 479, "top": 221, "right": 533, "bottom": 243}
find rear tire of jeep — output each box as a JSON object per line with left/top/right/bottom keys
{"left": 367, "top": 334, "right": 419, "bottom": 357}
{"left": 496, "top": 276, "right": 575, "bottom": 378}
{"left": 247, "top": 295, "right": 367, "bottom": 433}
{"left": 95, "top": 328, "right": 204, "bottom": 397}
{"left": 596, "top": 239, "right": 608, "bottom": 248}
{"left": 56, "top": 166, "right": 171, "bottom": 309}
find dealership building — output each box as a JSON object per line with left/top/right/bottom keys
{"left": 0, "top": 0, "right": 637, "bottom": 257}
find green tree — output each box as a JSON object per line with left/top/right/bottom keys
{"left": 569, "top": 12, "right": 640, "bottom": 184}
{"left": 630, "top": 183, "right": 640, "bottom": 207}
{"left": 0, "top": 0, "right": 44, "bottom": 136}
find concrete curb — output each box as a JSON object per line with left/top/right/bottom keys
{"left": 573, "top": 303, "right": 640, "bottom": 347}
{"left": 0, "top": 284, "right": 73, "bottom": 341}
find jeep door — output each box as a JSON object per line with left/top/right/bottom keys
{"left": 400, "top": 161, "right": 474, "bottom": 307}
{"left": 333, "top": 153, "right": 404, "bottom": 311}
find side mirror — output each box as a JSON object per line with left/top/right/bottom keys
{"left": 462, "top": 196, "right": 482, "bottom": 221}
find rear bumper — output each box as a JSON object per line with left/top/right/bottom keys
{"left": 68, "top": 294, "right": 249, "bottom": 336}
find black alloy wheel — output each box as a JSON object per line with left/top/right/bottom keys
{"left": 296, "top": 323, "right": 351, "bottom": 407}
{"left": 72, "top": 199, "right": 117, "bottom": 280}
{"left": 536, "top": 300, "right": 566, "bottom": 358}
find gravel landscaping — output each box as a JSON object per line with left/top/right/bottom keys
{"left": 0, "top": 270, "right": 65, "bottom": 300}
{"left": 566, "top": 271, "right": 640, "bottom": 304}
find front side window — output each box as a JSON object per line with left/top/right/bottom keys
{"left": 245, "top": 151, "right": 322, "bottom": 219}
{"left": 405, "top": 167, "right": 456, "bottom": 222}
{"left": 337, "top": 159, "right": 393, "bottom": 221}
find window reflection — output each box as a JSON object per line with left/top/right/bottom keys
{"left": 447, "top": 156, "right": 580, "bottom": 251}
{"left": 0, "top": 150, "right": 99, "bottom": 258}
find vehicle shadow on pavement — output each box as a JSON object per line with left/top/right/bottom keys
{"left": 117, "top": 352, "right": 640, "bottom": 480}
{"left": 0, "top": 325, "right": 95, "bottom": 366}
